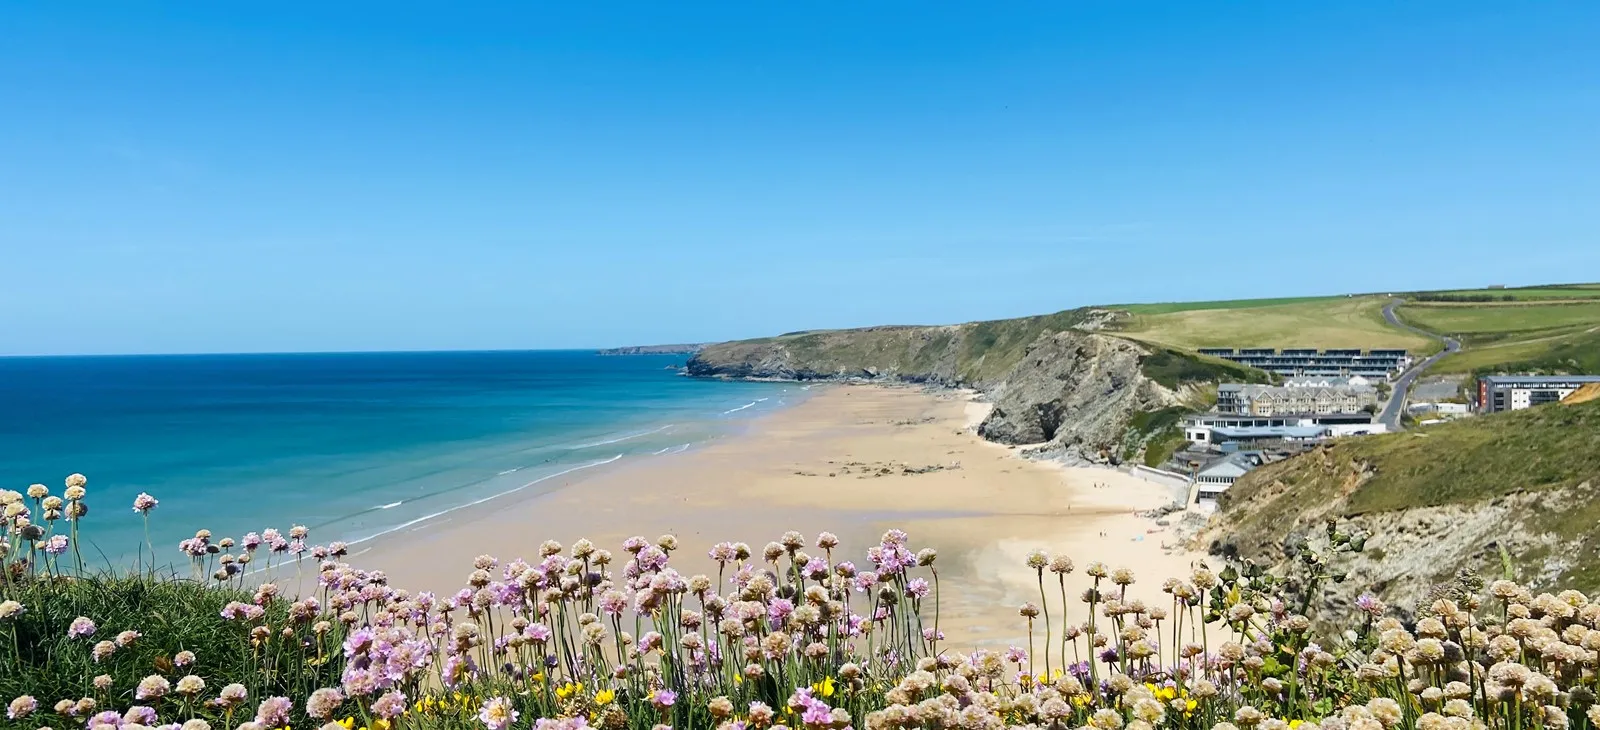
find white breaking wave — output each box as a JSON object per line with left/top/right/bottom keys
{"left": 722, "top": 401, "right": 758, "bottom": 414}
{"left": 344, "top": 454, "right": 625, "bottom": 547}
{"left": 567, "top": 424, "right": 674, "bottom": 449}
{"left": 376, "top": 500, "right": 403, "bottom": 509}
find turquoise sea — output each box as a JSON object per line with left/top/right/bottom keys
{"left": 0, "top": 351, "right": 794, "bottom": 565}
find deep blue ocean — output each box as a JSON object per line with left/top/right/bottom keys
{"left": 0, "top": 351, "right": 794, "bottom": 565}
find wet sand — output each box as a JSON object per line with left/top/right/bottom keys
{"left": 358, "top": 384, "right": 1208, "bottom": 648}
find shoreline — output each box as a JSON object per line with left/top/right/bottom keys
{"left": 325, "top": 386, "right": 816, "bottom": 555}
{"left": 358, "top": 383, "right": 1207, "bottom": 648}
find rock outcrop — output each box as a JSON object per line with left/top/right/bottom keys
{"left": 976, "top": 331, "right": 1179, "bottom": 461}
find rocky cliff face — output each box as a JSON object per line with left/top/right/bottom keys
{"left": 976, "top": 331, "right": 1180, "bottom": 461}
{"left": 687, "top": 318, "right": 1186, "bottom": 464}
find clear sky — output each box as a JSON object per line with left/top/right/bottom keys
{"left": 3, "top": 3, "right": 1598, "bottom": 355}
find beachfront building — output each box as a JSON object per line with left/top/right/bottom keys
{"left": 1184, "top": 413, "right": 1385, "bottom": 446}
{"left": 1216, "top": 378, "right": 1378, "bottom": 417}
{"left": 1198, "top": 348, "right": 1411, "bottom": 379}
{"left": 1194, "top": 452, "right": 1264, "bottom": 501}
{"left": 1477, "top": 375, "right": 1600, "bottom": 413}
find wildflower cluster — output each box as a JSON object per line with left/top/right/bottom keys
{"left": 7, "top": 472, "right": 1600, "bottom": 730}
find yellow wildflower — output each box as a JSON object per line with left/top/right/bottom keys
{"left": 812, "top": 677, "right": 836, "bottom": 698}
{"left": 556, "top": 682, "right": 583, "bottom": 700}
{"left": 595, "top": 689, "right": 616, "bottom": 706}
{"left": 337, "top": 718, "right": 355, "bottom": 730}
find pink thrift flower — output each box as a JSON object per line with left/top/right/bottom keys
{"left": 478, "top": 696, "right": 519, "bottom": 730}
{"left": 68, "top": 616, "right": 96, "bottom": 639}
{"left": 132, "top": 492, "right": 159, "bottom": 514}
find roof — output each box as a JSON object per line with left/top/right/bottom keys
{"left": 1482, "top": 375, "right": 1600, "bottom": 386}
{"left": 1198, "top": 452, "right": 1263, "bottom": 478}
{"left": 1211, "top": 426, "right": 1330, "bottom": 439}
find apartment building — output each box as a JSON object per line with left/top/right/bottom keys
{"left": 1198, "top": 348, "right": 1410, "bottom": 379}
{"left": 1477, "top": 375, "right": 1600, "bottom": 413}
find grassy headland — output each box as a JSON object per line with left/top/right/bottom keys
{"left": 692, "top": 308, "right": 1103, "bottom": 386}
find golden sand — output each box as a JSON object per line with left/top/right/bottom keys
{"left": 358, "top": 384, "right": 1207, "bottom": 649}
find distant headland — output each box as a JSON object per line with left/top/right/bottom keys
{"left": 596, "top": 343, "right": 707, "bottom": 356}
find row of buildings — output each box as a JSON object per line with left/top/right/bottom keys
{"left": 1170, "top": 344, "right": 1598, "bottom": 505}
{"left": 1199, "top": 347, "right": 1411, "bottom": 379}
{"left": 1184, "top": 369, "right": 1390, "bottom": 503}
{"left": 1216, "top": 376, "right": 1380, "bottom": 416}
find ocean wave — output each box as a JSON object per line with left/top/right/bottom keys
{"left": 722, "top": 401, "right": 758, "bottom": 414}
{"left": 651, "top": 443, "right": 692, "bottom": 455}
{"left": 376, "top": 500, "right": 403, "bottom": 509}
{"left": 567, "top": 424, "right": 674, "bottom": 449}
{"left": 344, "top": 454, "right": 625, "bottom": 547}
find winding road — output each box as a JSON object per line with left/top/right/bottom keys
{"left": 1376, "top": 299, "right": 1461, "bottom": 429}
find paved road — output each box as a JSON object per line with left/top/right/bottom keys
{"left": 1377, "top": 299, "right": 1461, "bottom": 429}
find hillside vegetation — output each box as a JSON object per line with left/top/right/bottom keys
{"left": 1204, "top": 398, "right": 1600, "bottom": 619}
{"left": 1112, "top": 295, "right": 1436, "bottom": 352}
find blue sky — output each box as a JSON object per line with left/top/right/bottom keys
{"left": 3, "top": 3, "right": 1598, "bottom": 354}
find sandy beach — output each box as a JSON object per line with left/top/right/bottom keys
{"left": 359, "top": 384, "right": 1209, "bottom": 649}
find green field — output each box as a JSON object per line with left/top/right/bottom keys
{"left": 1398, "top": 301, "right": 1600, "bottom": 338}
{"left": 1114, "top": 295, "right": 1436, "bottom": 352}
{"left": 1114, "top": 295, "right": 1342, "bottom": 315}
{"left": 1395, "top": 299, "right": 1600, "bottom": 375}
{"left": 1434, "top": 328, "right": 1600, "bottom": 376}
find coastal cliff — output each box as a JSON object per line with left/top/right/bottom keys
{"left": 975, "top": 331, "right": 1181, "bottom": 461}
{"left": 1198, "top": 398, "right": 1600, "bottom": 626}
{"left": 686, "top": 310, "right": 1257, "bottom": 463}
